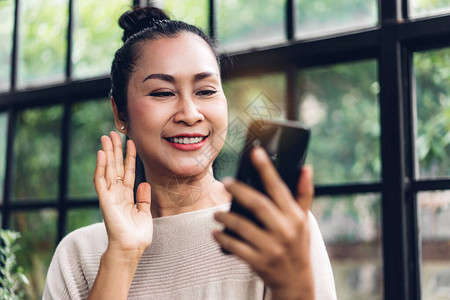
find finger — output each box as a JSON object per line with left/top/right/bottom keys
{"left": 101, "top": 135, "right": 116, "bottom": 186}
{"left": 250, "top": 147, "right": 295, "bottom": 213}
{"left": 136, "top": 182, "right": 151, "bottom": 215}
{"left": 222, "top": 178, "right": 288, "bottom": 234}
{"left": 110, "top": 131, "right": 124, "bottom": 179}
{"left": 94, "top": 150, "right": 107, "bottom": 195}
{"left": 214, "top": 211, "right": 272, "bottom": 251}
{"left": 212, "top": 229, "right": 262, "bottom": 267}
{"left": 123, "top": 140, "right": 137, "bottom": 188}
{"left": 296, "top": 165, "right": 314, "bottom": 214}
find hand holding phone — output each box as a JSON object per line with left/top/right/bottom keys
{"left": 222, "top": 119, "right": 310, "bottom": 251}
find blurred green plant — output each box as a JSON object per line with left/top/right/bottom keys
{"left": 411, "top": 0, "right": 450, "bottom": 16}
{"left": 13, "top": 105, "right": 62, "bottom": 201}
{"left": 17, "top": 0, "right": 67, "bottom": 86}
{"left": 414, "top": 48, "right": 450, "bottom": 178}
{"left": 72, "top": 0, "right": 129, "bottom": 78}
{"left": 0, "top": 0, "right": 14, "bottom": 90}
{"left": 0, "top": 230, "right": 29, "bottom": 300}
{"left": 162, "top": 0, "right": 208, "bottom": 31}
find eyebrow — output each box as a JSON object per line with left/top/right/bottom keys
{"left": 142, "top": 73, "right": 175, "bottom": 83}
{"left": 142, "top": 72, "right": 218, "bottom": 83}
{"left": 194, "top": 72, "right": 218, "bottom": 81}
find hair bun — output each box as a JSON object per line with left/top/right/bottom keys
{"left": 119, "top": 6, "right": 170, "bottom": 42}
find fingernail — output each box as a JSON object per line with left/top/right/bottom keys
{"left": 303, "top": 165, "right": 314, "bottom": 179}
{"left": 221, "top": 177, "right": 234, "bottom": 187}
{"left": 253, "top": 146, "right": 267, "bottom": 161}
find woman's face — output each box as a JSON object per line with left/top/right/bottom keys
{"left": 124, "top": 32, "right": 227, "bottom": 180}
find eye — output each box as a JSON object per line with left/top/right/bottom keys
{"left": 196, "top": 90, "right": 217, "bottom": 97}
{"left": 149, "top": 91, "right": 175, "bottom": 98}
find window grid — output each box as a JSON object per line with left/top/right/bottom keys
{"left": 0, "top": 1, "right": 449, "bottom": 299}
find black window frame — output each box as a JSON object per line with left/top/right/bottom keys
{"left": 0, "top": 0, "right": 450, "bottom": 299}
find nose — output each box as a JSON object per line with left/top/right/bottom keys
{"left": 173, "top": 96, "right": 204, "bottom": 125}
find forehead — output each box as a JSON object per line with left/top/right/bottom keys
{"left": 134, "top": 32, "right": 219, "bottom": 76}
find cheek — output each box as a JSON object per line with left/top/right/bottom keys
{"left": 208, "top": 99, "right": 228, "bottom": 126}
{"left": 205, "top": 99, "right": 228, "bottom": 144}
{"left": 127, "top": 101, "right": 167, "bottom": 131}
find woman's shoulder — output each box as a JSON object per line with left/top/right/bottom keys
{"left": 56, "top": 222, "right": 108, "bottom": 255}
{"left": 44, "top": 223, "right": 107, "bottom": 299}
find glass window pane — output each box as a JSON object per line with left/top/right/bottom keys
{"left": 218, "top": 0, "right": 285, "bottom": 50}
{"left": 410, "top": 0, "right": 450, "bottom": 18}
{"left": 296, "top": 0, "right": 378, "bottom": 39}
{"left": 419, "top": 190, "right": 450, "bottom": 300}
{"left": 297, "top": 60, "right": 380, "bottom": 185}
{"left": 414, "top": 48, "right": 450, "bottom": 179}
{"left": 13, "top": 106, "right": 63, "bottom": 202}
{"left": 162, "top": 0, "right": 208, "bottom": 31}
{"left": 17, "top": 0, "right": 67, "bottom": 88}
{"left": 67, "top": 207, "right": 103, "bottom": 233}
{"left": 10, "top": 209, "right": 58, "bottom": 300}
{"left": 0, "top": 112, "right": 8, "bottom": 204}
{"left": 312, "top": 193, "right": 383, "bottom": 300}
{"left": 0, "top": 0, "right": 14, "bottom": 91}
{"left": 69, "top": 99, "right": 116, "bottom": 199}
{"left": 72, "top": 0, "right": 129, "bottom": 79}
{"left": 216, "top": 73, "right": 286, "bottom": 179}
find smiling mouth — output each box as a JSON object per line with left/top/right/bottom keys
{"left": 166, "top": 136, "right": 207, "bottom": 145}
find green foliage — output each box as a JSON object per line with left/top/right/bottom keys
{"left": 414, "top": 48, "right": 450, "bottom": 178}
{"left": 72, "top": 0, "right": 130, "bottom": 78}
{"left": 0, "top": 230, "right": 29, "bottom": 300}
{"left": 411, "top": 0, "right": 450, "bottom": 16}
{"left": 217, "top": 0, "right": 378, "bottom": 47}
{"left": 218, "top": 0, "right": 285, "bottom": 47}
{"left": 297, "top": 0, "right": 378, "bottom": 32}
{"left": 13, "top": 106, "right": 62, "bottom": 201}
{"left": 11, "top": 210, "right": 57, "bottom": 300}
{"left": 298, "top": 60, "right": 380, "bottom": 184}
{"left": 0, "top": 0, "right": 14, "bottom": 90}
{"left": 67, "top": 208, "right": 103, "bottom": 233}
{"left": 0, "top": 113, "right": 7, "bottom": 202}
{"left": 18, "top": 0, "right": 67, "bottom": 86}
{"left": 163, "top": 0, "right": 208, "bottom": 32}
{"left": 68, "top": 99, "right": 116, "bottom": 198}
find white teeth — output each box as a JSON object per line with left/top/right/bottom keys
{"left": 169, "top": 136, "right": 205, "bottom": 144}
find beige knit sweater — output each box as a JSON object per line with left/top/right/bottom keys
{"left": 43, "top": 204, "right": 337, "bottom": 300}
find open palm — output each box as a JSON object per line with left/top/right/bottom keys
{"left": 94, "top": 132, "right": 153, "bottom": 254}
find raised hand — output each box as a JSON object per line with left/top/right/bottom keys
{"left": 213, "top": 147, "right": 315, "bottom": 300}
{"left": 88, "top": 131, "right": 153, "bottom": 299}
{"left": 94, "top": 131, "right": 153, "bottom": 255}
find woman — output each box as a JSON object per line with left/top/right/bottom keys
{"left": 43, "top": 6, "right": 336, "bottom": 300}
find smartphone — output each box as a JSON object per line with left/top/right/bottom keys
{"left": 222, "top": 119, "right": 310, "bottom": 253}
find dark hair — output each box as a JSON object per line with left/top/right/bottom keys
{"left": 110, "top": 6, "right": 219, "bottom": 124}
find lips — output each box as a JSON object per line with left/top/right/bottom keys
{"left": 164, "top": 133, "right": 209, "bottom": 151}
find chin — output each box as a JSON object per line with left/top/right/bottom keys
{"left": 168, "top": 160, "right": 211, "bottom": 178}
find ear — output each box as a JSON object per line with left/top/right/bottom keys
{"left": 111, "top": 97, "right": 127, "bottom": 134}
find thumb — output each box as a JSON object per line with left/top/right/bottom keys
{"left": 296, "top": 165, "right": 314, "bottom": 213}
{"left": 136, "top": 182, "right": 152, "bottom": 215}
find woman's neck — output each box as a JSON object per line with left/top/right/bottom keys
{"left": 145, "top": 167, "right": 231, "bottom": 217}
